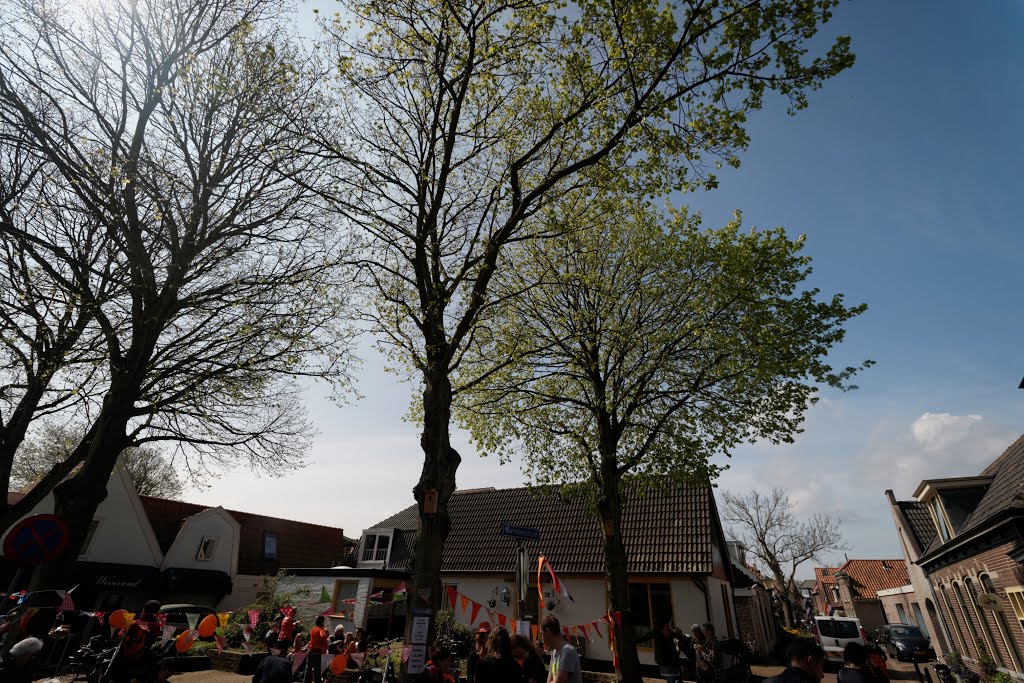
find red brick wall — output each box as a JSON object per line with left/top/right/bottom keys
{"left": 925, "top": 540, "right": 1024, "bottom": 674}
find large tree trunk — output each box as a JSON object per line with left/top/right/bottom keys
{"left": 598, "top": 472, "right": 642, "bottom": 683}
{"left": 28, "top": 399, "right": 134, "bottom": 592}
{"left": 402, "top": 362, "right": 460, "bottom": 680}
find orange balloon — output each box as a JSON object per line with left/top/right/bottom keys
{"left": 109, "top": 609, "right": 129, "bottom": 629}
{"left": 330, "top": 654, "right": 348, "bottom": 674}
{"left": 198, "top": 614, "right": 218, "bottom": 638}
{"left": 176, "top": 630, "right": 195, "bottom": 653}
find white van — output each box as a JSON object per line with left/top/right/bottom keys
{"left": 813, "top": 615, "right": 867, "bottom": 661}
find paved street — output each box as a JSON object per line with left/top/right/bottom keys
{"left": 161, "top": 659, "right": 931, "bottom": 683}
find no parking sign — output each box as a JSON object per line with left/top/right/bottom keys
{"left": 3, "top": 514, "right": 70, "bottom": 567}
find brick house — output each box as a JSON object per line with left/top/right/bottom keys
{"left": 727, "top": 542, "right": 780, "bottom": 656}
{"left": 284, "top": 483, "right": 742, "bottom": 668}
{"left": 883, "top": 489, "right": 951, "bottom": 656}
{"left": 893, "top": 433, "right": 1024, "bottom": 677}
{"left": 812, "top": 560, "right": 909, "bottom": 633}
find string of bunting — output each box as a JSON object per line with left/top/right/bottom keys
{"left": 445, "top": 586, "right": 621, "bottom": 650}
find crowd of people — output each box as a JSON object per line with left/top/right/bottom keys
{"left": 0, "top": 598, "right": 174, "bottom": 683}
{"left": 633, "top": 620, "right": 725, "bottom": 683}
{"left": 764, "top": 638, "right": 891, "bottom": 683}
{"left": 416, "top": 615, "right": 581, "bottom": 683}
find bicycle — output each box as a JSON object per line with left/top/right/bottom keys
{"left": 356, "top": 639, "right": 401, "bottom": 683}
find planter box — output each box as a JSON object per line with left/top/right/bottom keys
{"left": 174, "top": 655, "right": 212, "bottom": 672}
{"left": 211, "top": 650, "right": 268, "bottom": 675}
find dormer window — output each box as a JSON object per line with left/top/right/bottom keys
{"left": 929, "top": 498, "right": 953, "bottom": 542}
{"left": 361, "top": 531, "right": 392, "bottom": 563}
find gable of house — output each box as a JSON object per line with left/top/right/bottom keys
{"left": 139, "top": 496, "right": 349, "bottom": 575}
{"left": 895, "top": 500, "right": 937, "bottom": 552}
{"left": 363, "top": 483, "right": 719, "bottom": 575}
{"left": 1, "top": 461, "right": 163, "bottom": 568}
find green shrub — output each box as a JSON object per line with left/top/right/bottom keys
{"left": 434, "top": 609, "right": 474, "bottom": 659}
{"left": 231, "top": 570, "right": 312, "bottom": 646}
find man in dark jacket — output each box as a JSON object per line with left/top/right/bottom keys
{"left": 765, "top": 638, "right": 826, "bottom": 683}
{"left": 635, "top": 621, "right": 683, "bottom": 683}
{"left": 253, "top": 642, "right": 293, "bottom": 683}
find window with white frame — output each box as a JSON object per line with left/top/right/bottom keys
{"left": 361, "top": 533, "right": 391, "bottom": 563}
{"left": 1008, "top": 587, "right": 1024, "bottom": 629}
{"left": 196, "top": 537, "right": 218, "bottom": 560}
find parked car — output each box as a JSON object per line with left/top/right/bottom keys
{"left": 813, "top": 616, "right": 867, "bottom": 662}
{"left": 158, "top": 604, "right": 218, "bottom": 641}
{"left": 882, "top": 623, "right": 935, "bottom": 662}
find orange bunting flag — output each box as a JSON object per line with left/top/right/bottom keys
{"left": 470, "top": 601, "right": 482, "bottom": 625}
{"left": 562, "top": 626, "right": 569, "bottom": 638}
{"left": 537, "top": 556, "right": 545, "bottom": 610}
{"left": 497, "top": 613, "right": 507, "bottom": 627}
{"left": 447, "top": 587, "right": 458, "bottom": 608}
{"left": 531, "top": 625, "right": 539, "bottom": 642}
{"left": 459, "top": 595, "right": 470, "bottom": 614}
{"left": 510, "top": 619, "right": 517, "bottom": 635}
{"left": 592, "top": 621, "right": 603, "bottom": 639}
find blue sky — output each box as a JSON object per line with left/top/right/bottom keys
{"left": 186, "top": 1, "right": 1024, "bottom": 577}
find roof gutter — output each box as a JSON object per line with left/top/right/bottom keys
{"left": 915, "top": 510, "right": 1020, "bottom": 566}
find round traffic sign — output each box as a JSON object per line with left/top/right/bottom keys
{"left": 3, "top": 514, "right": 70, "bottom": 567}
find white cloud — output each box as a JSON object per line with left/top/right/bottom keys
{"left": 862, "top": 411, "right": 1019, "bottom": 498}
{"left": 910, "top": 411, "right": 983, "bottom": 452}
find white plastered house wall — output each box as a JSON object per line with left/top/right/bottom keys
{"left": 0, "top": 457, "right": 164, "bottom": 568}
{"left": 161, "top": 506, "right": 240, "bottom": 577}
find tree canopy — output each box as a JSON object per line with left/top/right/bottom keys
{"left": 0, "top": 0, "right": 356, "bottom": 588}
{"left": 462, "top": 199, "right": 868, "bottom": 671}
{"left": 321, "top": 0, "right": 856, "bottom": 665}
{"left": 13, "top": 423, "right": 185, "bottom": 499}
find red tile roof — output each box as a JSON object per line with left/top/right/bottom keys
{"left": 139, "top": 496, "right": 351, "bottom": 575}
{"left": 832, "top": 559, "right": 909, "bottom": 600}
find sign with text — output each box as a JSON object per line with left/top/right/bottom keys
{"left": 499, "top": 523, "right": 541, "bottom": 542}
{"left": 408, "top": 645, "right": 427, "bottom": 675}
{"left": 410, "top": 608, "right": 431, "bottom": 645}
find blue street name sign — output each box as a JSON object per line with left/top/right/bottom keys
{"left": 499, "top": 523, "right": 541, "bottom": 542}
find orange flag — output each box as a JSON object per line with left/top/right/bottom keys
{"left": 459, "top": 594, "right": 470, "bottom": 615}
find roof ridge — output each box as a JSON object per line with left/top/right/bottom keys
{"left": 139, "top": 494, "right": 344, "bottom": 533}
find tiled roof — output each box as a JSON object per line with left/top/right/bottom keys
{"left": 835, "top": 559, "right": 909, "bottom": 599}
{"left": 896, "top": 500, "right": 937, "bottom": 552}
{"left": 917, "top": 432, "right": 1024, "bottom": 559}
{"left": 815, "top": 566, "right": 840, "bottom": 588}
{"left": 369, "top": 483, "right": 718, "bottom": 574}
{"left": 139, "top": 496, "right": 350, "bottom": 575}
{"left": 960, "top": 433, "right": 1024, "bottom": 534}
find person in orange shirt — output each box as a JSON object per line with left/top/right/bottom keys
{"left": 305, "top": 615, "right": 330, "bottom": 683}
{"left": 303, "top": 614, "right": 327, "bottom": 683}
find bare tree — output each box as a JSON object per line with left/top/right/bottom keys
{"left": 320, "top": 0, "right": 854, "bottom": 671}
{"left": 0, "top": 0, "right": 356, "bottom": 590}
{"left": 12, "top": 423, "right": 185, "bottom": 499}
{"left": 0, "top": 132, "right": 112, "bottom": 516}
{"left": 722, "top": 486, "right": 847, "bottom": 627}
